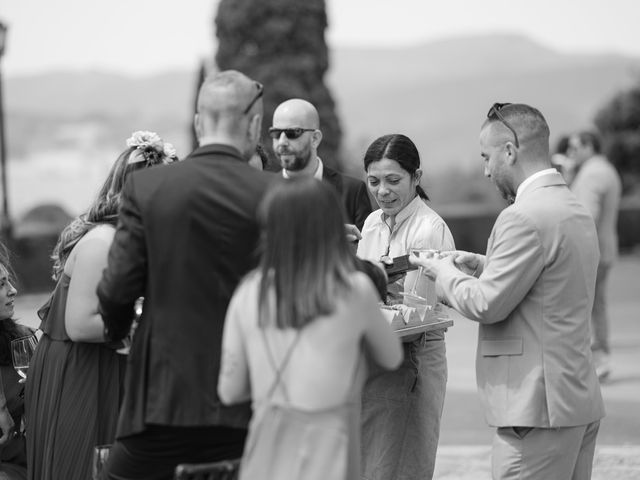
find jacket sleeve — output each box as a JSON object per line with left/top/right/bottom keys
{"left": 436, "top": 209, "right": 543, "bottom": 324}
{"left": 97, "top": 176, "right": 148, "bottom": 341}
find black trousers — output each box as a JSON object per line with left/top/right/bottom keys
{"left": 102, "top": 424, "right": 247, "bottom": 480}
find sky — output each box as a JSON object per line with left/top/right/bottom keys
{"left": 1, "top": 0, "right": 640, "bottom": 77}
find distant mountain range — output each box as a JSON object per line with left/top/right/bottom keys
{"left": 5, "top": 33, "right": 640, "bottom": 205}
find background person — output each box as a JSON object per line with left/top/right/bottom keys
{"left": 25, "top": 131, "right": 178, "bottom": 480}
{"left": 0, "top": 243, "right": 33, "bottom": 480}
{"left": 270, "top": 98, "right": 372, "bottom": 233}
{"left": 551, "top": 134, "right": 577, "bottom": 184}
{"left": 218, "top": 177, "right": 402, "bottom": 480}
{"left": 97, "top": 70, "right": 273, "bottom": 480}
{"left": 412, "top": 103, "right": 604, "bottom": 480}
{"left": 356, "top": 133, "right": 455, "bottom": 480}
{"left": 567, "top": 130, "right": 622, "bottom": 381}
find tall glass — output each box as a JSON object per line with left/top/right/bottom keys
{"left": 92, "top": 444, "right": 112, "bottom": 480}
{"left": 11, "top": 335, "right": 38, "bottom": 381}
{"left": 401, "top": 249, "right": 438, "bottom": 321}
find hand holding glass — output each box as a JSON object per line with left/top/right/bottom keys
{"left": 401, "top": 249, "right": 439, "bottom": 320}
{"left": 11, "top": 335, "right": 38, "bottom": 382}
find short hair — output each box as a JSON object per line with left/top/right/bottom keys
{"left": 576, "top": 130, "right": 602, "bottom": 154}
{"left": 196, "top": 70, "right": 260, "bottom": 120}
{"left": 256, "top": 177, "right": 356, "bottom": 329}
{"left": 484, "top": 103, "right": 550, "bottom": 146}
{"left": 363, "top": 134, "right": 429, "bottom": 200}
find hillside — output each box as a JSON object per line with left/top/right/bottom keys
{"left": 5, "top": 33, "right": 640, "bottom": 215}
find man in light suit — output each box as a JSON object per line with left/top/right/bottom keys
{"left": 97, "top": 71, "right": 273, "bottom": 479}
{"left": 412, "top": 103, "right": 605, "bottom": 479}
{"left": 568, "top": 131, "right": 622, "bottom": 381}
{"left": 270, "top": 99, "right": 372, "bottom": 233}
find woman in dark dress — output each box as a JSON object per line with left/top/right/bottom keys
{"left": 25, "top": 131, "right": 178, "bottom": 480}
{"left": 0, "top": 243, "right": 34, "bottom": 480}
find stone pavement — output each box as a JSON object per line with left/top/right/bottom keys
{"left": 433, "top": 445, "right": 640, "bottom": 479}
{"left": 13, "top": 254, "right": 640, "bottom": 479}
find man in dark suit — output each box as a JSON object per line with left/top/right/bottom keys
{"left": 269, "top": 99, "right": 372, "bottom": 232}
{"left": 96, "top": 70, "right": 273, "bottom": 479}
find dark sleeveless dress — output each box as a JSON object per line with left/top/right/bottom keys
{"left": 25, "top": 274, "right": 127, "bottom": 480}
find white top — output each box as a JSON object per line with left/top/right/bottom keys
{"left": 357, "top": 196, "right": 455, "bottom": 300}
{"left": 515, "top": 168, "right": 557, "bottom": 202}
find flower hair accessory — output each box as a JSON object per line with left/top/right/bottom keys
{"left": 126, "top": 130, "right": 178, "bottom": 165}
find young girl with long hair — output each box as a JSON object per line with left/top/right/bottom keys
{"left": 218, "top": 177, "right": 402, "bottom": 480}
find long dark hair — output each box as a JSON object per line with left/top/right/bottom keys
{"left": 51, "top": 135, "right": 177, "bottom": 279}
{"left": 363, "top": 134, "right": 429, "bottom": 200}
{"left": 0, "top": 243, "right": 26, "bottom": 365}
{"left": 256, "top": 178, "right": 356, "bottom": 329}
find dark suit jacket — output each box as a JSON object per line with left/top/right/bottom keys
{"left": 97, "top": 144, "right": 273, "bottom": 438}
{"left": 322, "top": 165, "right": 372, "bottom": 232}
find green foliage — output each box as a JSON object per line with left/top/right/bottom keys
{"left": 214, "top": 0, "right": 342, "bottom": 169}
{"left": 594, "top": 82, "right": 640, "bottom": 194}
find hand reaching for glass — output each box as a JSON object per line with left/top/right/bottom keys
{"left": 409, "top": 250, "right": 484, "bottom": 278}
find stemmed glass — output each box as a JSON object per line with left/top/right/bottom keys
{"left": 92, "top": 444, "right": 112, "bottom": 480}
{"left": 11, "top": 335, "right": 38, "bottom": 382}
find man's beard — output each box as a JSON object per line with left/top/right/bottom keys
{"left": 278, "top": 148, "right": 312, "bottom": 172}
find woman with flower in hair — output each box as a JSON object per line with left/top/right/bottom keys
{"left": 25, "top": 131, "right": 178, "bottom": 480}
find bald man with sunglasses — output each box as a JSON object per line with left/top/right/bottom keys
{"left": 270, "top": 99, "right": 372, "bottom": 233}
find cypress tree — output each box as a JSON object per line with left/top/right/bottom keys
{"left": 214, "top": 0, "right": 342, "bottom": 170}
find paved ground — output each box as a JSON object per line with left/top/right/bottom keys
{"left": 13, "top": 253, "right": 640, "bottom": 479}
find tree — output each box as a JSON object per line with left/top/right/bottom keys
{"left": 214, "top": 0, "right": 342, "bottom": 170}
{"left": 594, "top": 82, "right": 640, "bottom": 194}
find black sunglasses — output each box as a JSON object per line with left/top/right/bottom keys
{"left": 487, "top": 102, "right": 519, "bottom": 148}
{"left": 268, "top": 127, "right": 316, "bottom": 140}
{"left": 243, "top": 82, "right": 264, "bottom": 115}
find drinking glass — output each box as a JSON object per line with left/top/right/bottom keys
{"left": 11, "top": 335, "right": 38, "bottom": 381}
{"left": 400, "top": 249, "right": 438, "bottom": 320}
{"left": 92, "top": 444, "right": 112, "bottom": 480}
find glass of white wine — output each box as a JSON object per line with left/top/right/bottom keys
{"left": 92, "top": 444, "right": 112, "bottom": 480}
{"left": 11, "top": 335, "right": 38, "bottom": 382}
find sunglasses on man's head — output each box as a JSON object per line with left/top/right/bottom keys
{"left": 268, "top": 127, "right": 316, "bottom": 140}
{"left": 487, "top": 102, "right": 520, "bottom": 148}
{"left": 243, "top": 82, "right": 264, "bottom": 115}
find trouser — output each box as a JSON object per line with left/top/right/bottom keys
{"left": 591, "top": 264, "right": 611, "bottom": 355}
{"left": 102, "top": 424, "right": 247, "bottom": 480}
{"left": 492, "top": 420, "right": 600, "bottom": 480}
{"left": 361, "top": 330, "right": 447, "bottom": 480}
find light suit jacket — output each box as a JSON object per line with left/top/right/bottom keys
{"left": 437, "top": 171, "right": 605, "bottom": 427}
{"left": 571, "top": 155, "right": 622, "bottom": 266}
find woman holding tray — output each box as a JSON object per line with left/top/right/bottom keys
{"left": 357, "top": 133, "right": 455, "bottom": 480}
